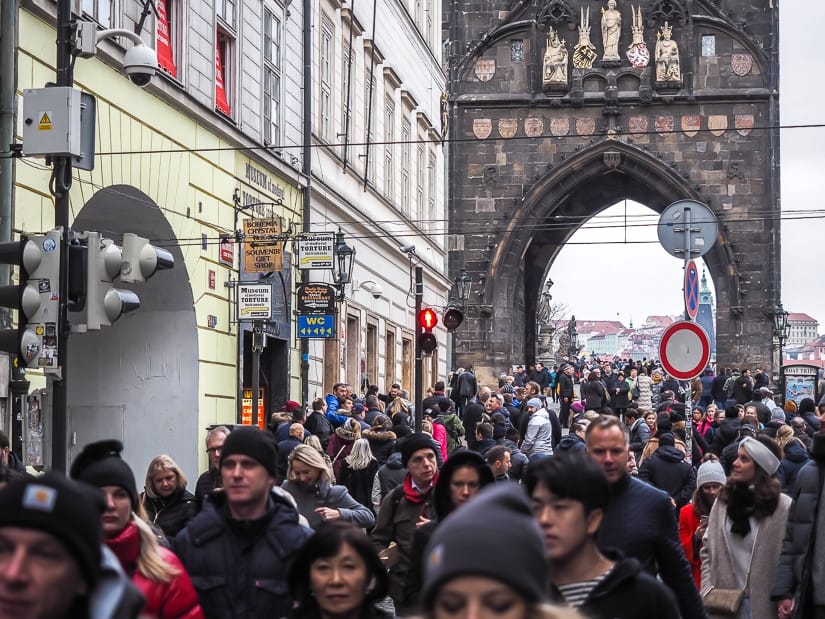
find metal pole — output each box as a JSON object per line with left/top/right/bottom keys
{"left": 414, "top": 266, "right": 423, "bottom": 433}
{"left": 50, "top": 0, "right": 73, "bottom": 472}
{"left": 300, "top": 0, "right": 312, "bottom": 409}
{"left": 682, "top": 208, "right": 693, "bottom": 463}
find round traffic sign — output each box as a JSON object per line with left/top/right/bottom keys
{"left": 657, "top": 200, "right": 718, "bottom": 259}
{"left": 659, "top": 320, "right": 711, "bottom": 381}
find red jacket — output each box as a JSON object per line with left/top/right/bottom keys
{"left": 107, "top": 521, "right": 204, "bottom": 619}
{"left": 678, "top": 503, "right": 703, "bottom": 590}
{"left": 431, "top": 423, "right": 448, "bottom": 460}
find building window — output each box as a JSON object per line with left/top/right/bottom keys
{"left": 511, "top": 40, "right": 524, "bottom": 62}
{"left": 384, "top": 97, "right": 394, "bottom": 199}
{"left": 342, "top": 45, "right": 353, "bottom": 157}
{"left": 425, "top": 0, "right": 433, "bottom": 46}
{"left": 155, "top": 0, "right": 178, "bottom": 77}
{"left": 320, "top": 20, "right": 334, "bottom": 142}
{"left": 215, "top": 29, "right": 234, "bottom": 116}
{"left": 416, "top": 143, "right": 425, "bottom": 223}
{"left": 364, "top": 76, "right": 376, "bottom": 183}
{"left": 82, "top": 0, "right": 113, "bottom": 27}
{"left": 263, "top": 9, "right": 281, "bottom": 145}
{"left": 428, "top": 150, "right": 436, "bottom": 229}
{"left": 401, "top": 121, "right": 411, "bottom": 217}
{"left": 216, "top": 0, "right": 236, "bottom": 29}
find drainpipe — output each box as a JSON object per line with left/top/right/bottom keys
{"left": 300, "top": 0, "right": 312, "bottom": 408}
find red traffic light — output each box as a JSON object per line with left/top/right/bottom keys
{"left": 419, "top": 307, "right": 438, "bottom": 331}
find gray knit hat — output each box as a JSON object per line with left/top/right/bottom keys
{"left": 422, "top": 483, "right": 548, "bottom": 606}
{"left": 696, "top": 460, "right": 727, "bottom": 488}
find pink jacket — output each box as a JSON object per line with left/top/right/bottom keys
{"left": 431, "top": 423, "right": 448, "bottom": 460}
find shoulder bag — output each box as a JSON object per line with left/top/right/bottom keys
{"left": 703, "top": 533, "right": 756, "bottom": 615}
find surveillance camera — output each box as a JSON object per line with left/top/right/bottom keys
{"left": 370, "top": 284, "right": 384, "bottom": 299}
{"left": 400, "top": 244, "right": 416, "bottom": 254}
{"left": 123, "top": 44, "right": 157, "bottom": 87}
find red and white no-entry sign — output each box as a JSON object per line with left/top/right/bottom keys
{"left": 659, "top": 320, "right": 711, "bottom": 381}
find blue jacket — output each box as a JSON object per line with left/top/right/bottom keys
{"left": 174, "top": 491, "right": 312, "bottom": 619}
{"left": 324, "top": 394, "right": 350, "bottom": 426}
{"left": 597, "top": 474, "right": 707, "bottom": 619}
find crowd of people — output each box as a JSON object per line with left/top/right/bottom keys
{"left": 1, "top": 362, "right": 825, "bottom": 619}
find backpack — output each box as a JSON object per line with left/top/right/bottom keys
{"left": 438, "top": 415, "right": 462, "bottom": 452}
{"left": 306, "top": 411, "right": 333, "bottom": 448}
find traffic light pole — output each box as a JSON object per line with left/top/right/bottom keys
{"left": 50, "top": 0, "right": 74, "bottom": 472}
{"left": 414, "top": 266, "right": 422, "bottom": 433}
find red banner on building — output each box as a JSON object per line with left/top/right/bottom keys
{"left": 155, "top": 0, "right": 177, "bottom": 77}
{"left": 215, "top": 40, "right": 231, "bottom": 115}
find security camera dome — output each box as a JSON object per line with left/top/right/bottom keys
{"left": 123, "top": 44, "right": 157, "bottom": 87}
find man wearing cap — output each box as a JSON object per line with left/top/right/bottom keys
{"left": 174, "top": 426, "right": 311, "bottom": 619}
{"left": 522, "top": 398, "right": 553, "bottom": 461}
{"left": 371, "top": 432, "right": 439, "bottom": 611}
{"left": 0, "top": 472, "right": 116, "bottom": 619}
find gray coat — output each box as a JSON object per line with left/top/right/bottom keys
{"left": 281, "top": 478, "right": 375, "bottom": 529}
{"left": 522, "top": 408, "right": 553, "bottom": 458}
{"left": 701, "top": 492, "right": 791, "bottom": 619}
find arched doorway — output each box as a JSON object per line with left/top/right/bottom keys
{"left": 67, "top": 185, "right": 199, "bottom": 479}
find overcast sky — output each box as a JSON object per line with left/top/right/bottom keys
{"left": 547, "top": 6, "right": 823, "bottom": 330}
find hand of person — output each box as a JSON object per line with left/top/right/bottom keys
{"left": 777, "top": 598, "right": 794, "bottom": 619}
{"left": 416, "top": 515, "right": 431, "bottom": 529}
{"left": 695, "top": 521, "right": 707, "bottom": 540}
{"left": 314, "top": 507, "right": 341, "bottom": 521}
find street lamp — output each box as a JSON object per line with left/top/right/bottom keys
{"left": 773, "top": 304, "right": 789, "bottom": 367}
{"left": 456, "top": 268, "right": 472, "bottom": 304}
{"left": 333, "top": 229, "right": 355, "bottom": 300}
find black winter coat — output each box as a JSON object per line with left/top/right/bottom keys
{"left": 597, "top": 475, "right": 706, "bottom": 619}
{"left": 495, "top": 438, "right": 528, "bottom": 480}
{"left": 174, "top": 491, "right": 312, "bottom": 619}
{"left": 463, "top": 402, "right": 485, "bottom": 447}
{"left": 638, "top": 446, "right": 696, "bottom": 511}
{"left": 771, "top": 435, "right": 825, "bottom": 616}
{"left": 709, "top": 417, "right": 740, "bottom": 456}
{"left": 777, "top": 439, "right": 811, "bottom": 494}
{"left": 558, "top": 372, "right": 574, "bottom": 399}
{"left": 375, "top": 452, "right": 405, "bottom": 503}
{"left": 582, "top": 379, "right": 608, "bottom": 411}
{"left": 363, "top": 428, "right": 397, "bottom": 466}
{"left": 549, "top": 552, "right": 680, "bottom": 619}
{"left": 141, "top": 488, "right": 197, "bottom": 538}
{"left": 276, "top": 436, "right": 303, "bottom": 482}
{"left": 194, "top": 468, "right": 221, "bottom": 510}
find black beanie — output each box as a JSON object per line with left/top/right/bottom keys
{"left": 220, "top": 426, "right": 278, "bottom": 478}
{"left": 0, "top": 472, "right": 104, "bottom": 587}
{"left": 400, "top": 432, "right": 438, "bottom": 467}
{"left": 422, "top": 483, "right": 548, "bottom": 606}
{"left": 659, "top": 432, "right": 676, "bottom": 447}
{"left": 70, "top": 440, "right": 138, "bottom": 510}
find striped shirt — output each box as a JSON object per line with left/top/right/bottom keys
{"left": 556, "top": 570, "right": 610, "bottom": 608}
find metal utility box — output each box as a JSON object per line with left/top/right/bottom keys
{"left": 22, "top": 87, "right": 82, "bottom": 157}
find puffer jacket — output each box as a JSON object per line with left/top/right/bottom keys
{"left": 521, "top": 408, "right": 553, "bottom": 458}
{"left": 174, "top": 491, "right": 311, "bottom": 619}
{"left": 107, "top": 521, "right": 203, "bottom": 619}
{"left": 771, "top": 435, "right": 825, "bottom": 616}
{"left": 363, "top": 428, "right": 397, "bottom": 465}
{"left": 777, "top": 439, "right": 811, "bottom": 493}
{"left": 141, "top": 488, "right": 197, "bottom": 538}
{"left": 281, "top": 477, "right": 375, "bottom": 529}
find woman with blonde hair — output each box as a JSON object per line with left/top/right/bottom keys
{"left": 327, "top": 418, "right": 362, "bottom": 481}
{"left": 339, "top": 438, "right": 380, "bottom": 514}
{"left": 140, "top": 454, "right": 197, "bottom": 538}
{"left": 71, "top": 440, "right": 204, "bottom": 619}
{"left": 775, "top": 425, "right": 810, "bottom": 493}
{"left": 282, "top": 444, "right": 375, "bottom": 530}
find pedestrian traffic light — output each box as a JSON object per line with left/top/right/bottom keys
{"left": 82, "top": 231, "right": 139, "bottom": 330}
{"left": 0, "top": 229, "right": 62, "bottom": 368}
{"left": 418, "top": 307, "right": 438, "bottom": 354}
{"left": 120, "top": 233, "right": 174, "bottom": 283}
{"left": 443, "top": 302, "right": 465, "bottom": 331}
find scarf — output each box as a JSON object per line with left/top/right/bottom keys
{"left": 105, "top": 520, "right": 141, "bottom": 576}
{"left": 403, "top": 472, "right": 438, "bottom": 504}
{"left": 726, "top": 483, "right": 756, "bottom": 536}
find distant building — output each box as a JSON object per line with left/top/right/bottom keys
{"left": 787, "top": 313, "right": 820, "bottom": 349}
{"left": 696, "top": 270, "right": 717, "bottom": 361}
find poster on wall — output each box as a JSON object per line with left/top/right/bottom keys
{"left": 782, "top": 363, "right": 820, "bottom": 406}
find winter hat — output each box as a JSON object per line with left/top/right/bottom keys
{"left": 220, "top": 426, "right": 278, "bottom": 478}
{"left": 0, "top": 472, "right": 104, "bottom": 587}
{"left": 422, "top": 483, "right": 548, "bottom": 606}
{"left": 696, "top": 460, "right": 727, "bottom": 488}
{"left": 558, "top": 363, "right": 570, "bottom": 372}
{"left": 571, "top": 401, "right": 585, "bottom": 414}
{"left": 526, "top": 398, "right": 543, "bottom": 410}
{"left": 739, "top": 436, "right": 780, "bottom": 476}
{"left": 784, "top": 400, "right": 798, "bottom": 414}
{"left": 280, "top": 400, "right": 302, "bottom": 413}
{"left": 400, "top": 432, "right": 438, "bottom": 467}
{"left": 771, "top": 408, "right": 786, "bottom": 423}
{"left": 658, "top": 432, "right": 676, "bottom": 447}
{"left": 70, "top": 440, "right": 138, "bottom": 510}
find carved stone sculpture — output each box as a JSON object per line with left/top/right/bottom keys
{"left": 573, "top": 6, "right": 598, "bottom": 69}
{"left": 625, "top": 5, "right": 650, "bottom": 67}
{"left": 655, "top": 22, "right": 680, "bottom": 82}
{"left": 601, "top": 0, "right": 622, "bottom": 62}
{"left": 543, "top": 28, "right": 569, "bottom": 87}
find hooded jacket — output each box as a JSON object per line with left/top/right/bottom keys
{"left": 777, "top": 439, "right": 810, "bottom": 493}
{"left": 522, "top": 408, "right": 553, "bottom": 458}
{"left": 709, "top": 417, "right": 741, "bottom": 456}
{"left": 549, "top": 551, "right": 679, "bottom": 618}
{"left": 556, "top": 432, "right": 586, "bottom": 453}
{"left": 638, "top": 444, "right": 696, "bottom": 510}
{"left": 327, "top": 423, "right": 360, "bottom": 480}
{"left": 363, "top": 428, "right": 397, "bottom": 465}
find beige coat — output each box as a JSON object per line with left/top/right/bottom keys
{"left": 700, "top": 493, "right": 791, "bottom": 619}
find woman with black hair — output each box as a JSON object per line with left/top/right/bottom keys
{"left": 288, "top": 521, "right": 390, "bottom": 619}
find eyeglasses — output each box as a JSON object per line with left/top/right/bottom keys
{"left": 206, "top": 447, "right": 222, "bottom": 455}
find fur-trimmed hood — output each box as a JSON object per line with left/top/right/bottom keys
{"left": 363, "top": 428, "right": 397, "bottom": 442}
{"left": 334, "top": 423, "right": 361, "bottom": 442}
